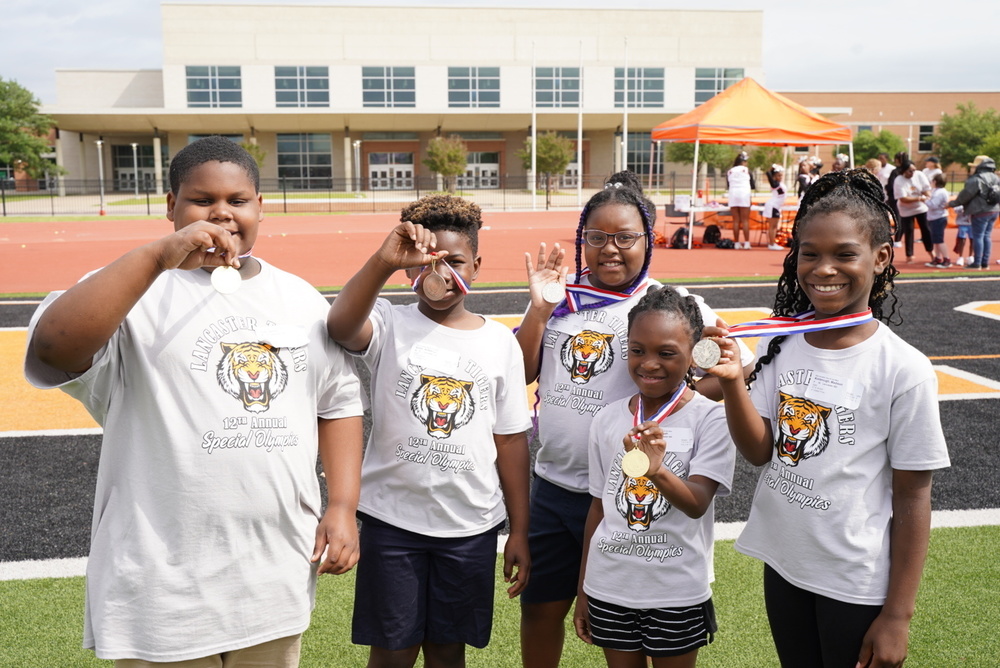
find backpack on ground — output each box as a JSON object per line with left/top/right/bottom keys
{"left": 670, "top": 226, "right": 689, "bottom": 249}
{"left": 702, "top": 224, "right": 721, "bottom": 245}
{"left": 715, "top": 237, "right": 735, "bottom": 249}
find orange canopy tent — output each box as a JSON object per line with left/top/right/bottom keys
{"left": 651, "top": 78, "right": 852, "bottom": 247}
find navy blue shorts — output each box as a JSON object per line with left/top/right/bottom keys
{"left": 352, "top": 514, "right": 501, "bottom": 650}
{"left": 520, "top": 477, "right": 592, "bottom": 605}
{"left": 588, "top": 596, "right": 717, "bottom": 658}
{"left": 928, "top": 216, "right": 948, "bottom": 244}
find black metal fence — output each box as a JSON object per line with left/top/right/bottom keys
{"left": 0, "top": 170, "right": 975, "bottom": 217}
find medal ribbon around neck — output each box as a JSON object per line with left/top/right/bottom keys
{"left": 411, "top": 261, "right": 471, "bottom": 295}
{"left": 632, "top": 381, "right": 688, "bottom": 437}
{"left": 564, "top": 268, "right": 647, "bottom": 313}
{"left": 722, "top": 308, "right": 873, "bottom": 339}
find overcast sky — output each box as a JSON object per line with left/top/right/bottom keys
{"left": 4, "top": 0, "right": 996, "bottom": 106}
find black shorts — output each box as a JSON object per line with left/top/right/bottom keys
{"left": 587, "top": 596, "right": 717, "bottom": 657}
{"left": 352, "top": 513, "right": 501, "bottom": 650}
{"left": 520, "top": 477, "right": 592, "bottom": 604}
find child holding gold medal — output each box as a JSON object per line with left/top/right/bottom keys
{"left": 573, "top": 285, "right": 735, "bottom": 666}
{"left": 326, "top": 195, "right": 531, "bottom": 668}
{"left": 516, "top": 171, "right": 753, "bottom": 667}
{"left": 24, "top": 136, "right": 364, "bottom": 664}
{"left": 704, "top": 169, "right": 950, "bottom": 667}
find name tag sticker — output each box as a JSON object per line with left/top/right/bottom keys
{"left": 409, "top": 342, "right": 460, "bottom": 373}
{"left": 255, "top": 324, "right": 309, "bottom": 348}
{"left": 663, "top": 427, "right": 694, "bottom": 452}
{"left": 805, "top": 372, "right": 863, "bottom": 410}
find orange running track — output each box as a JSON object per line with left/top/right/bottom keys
{"left": 1, "top": 211, "right": 993, "bottom": 294}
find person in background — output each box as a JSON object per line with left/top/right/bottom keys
{"left": 764, "top": 164, "right": 788, "bottom": 250}
{"left": 876, "top": 153, "right": 895, "bottom": 200}
{"left": 951, "top": 204, "right": 974, "bottom": 267}
{"left": 865, "top": 158, "right": 883, "bottom": 177}
{"left": 893, "top": 159, "right": 934, "bottom": 264}
{"left": 726, "top": 151, "right": 755, "bottom": 249}
{"left": 948, "top": 155, "right": 1000, "bottom": 270}
{"left": 922, "top": 156, "right": 942, "bottom": 183}
{"left": 886, "top": 151, "right": 909, "bottom": 246}
{"left": 924, "top": 173, "right": 952, "bottom": 267}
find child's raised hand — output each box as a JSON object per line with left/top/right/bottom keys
{"left": 155, "top": 221, "right": 243, "bottom": 272}
{"left": 621, "top": 421, "right": 667, "bottom": 477}
{"left": 524, "top": 242, "right": 568, "bottom": 310}
{"left": 376, "top": 221, "right": 448, "bottom": 271}
{"left": 699, "top": 336, "right": 745, "bottom": 382}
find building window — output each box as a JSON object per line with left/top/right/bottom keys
{"left": 448, "top": 67, "right": 500, "bottom": 108}
{"left": 368, "top": 152, "right": 415, "bottom": 190}
{"left": 918, "top": 125, "right": 935, "bottom": 153}
{"left": 535, "top": 67, "right": 580, "bottom": 108}
{"left": 275, "top": 66, "right": 329, "bottom": 107}
{"left": 857, "top": 125, "right": 873, "bottom": 134}
{"left": 457, "top": 152, "right": 500, "bottom": 189}
{"left": 362, "top": 67, "right": 415, "bottom": 107}
{"left": 615, "top": 68, "right": 664, "bottom": 108}
{"left": 694, "top": 68, "right": 743, "bottom": 106}
{"left": 277, "top": 133, "right": 332, "bottom": 189}
{"left": 621, "top": 132, "right": 660, "bottom": 176}
{"left": 186, "top": 66, "right": 242, "bottom": 108}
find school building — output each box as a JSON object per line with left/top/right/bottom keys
{"left": 30, "top": 4, "right": 1000, "bottom": 195}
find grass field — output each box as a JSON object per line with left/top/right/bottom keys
{"left": 3, "top": 527, "right": 997, "bottom": 667}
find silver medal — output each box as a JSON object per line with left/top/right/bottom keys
{"left": 541, "top": 281, "right": 564, "bottom": 304}
{"left": 692, "top": 338, "right": 722, "bottom": 370}
{"left": 211, "top": 265, "right": 242, "bottom": 295}
{"left": 621, "top": 448, "right": 650, "bottom": 478}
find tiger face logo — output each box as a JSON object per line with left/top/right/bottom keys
{"left": 561, "top": 330, "right": 615, "bottom": 384}
{"left": 410, "top": 374, "right": 475, "bottom": 438}
{"left": 615, "top": 475, "right": 670, "bottom": 532}
{"left": 217, "top": 342, "right": 288, "bottom": 413}
{"left": 775, "top": 391, "right": 832, "bottom": 466}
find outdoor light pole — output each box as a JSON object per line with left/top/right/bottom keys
{"left": 353, "top": 140, "right": 362, "bottom": 191}
{"left": 131, "top": 143, "right": 139, "bottom": 197}
{"left": 95, "top": 139, "right": 106, "bottom": 216}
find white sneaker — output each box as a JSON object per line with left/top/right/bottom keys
{"left": 955, "top": 257, "right": 965, "bottom": 267}
{"left": 768, "top": 243, "right": 784, "bottom": 250}
{"left": 893, "top": 241, "right": 902, "bottom": 248}
{"left": 968, "top": 256, "right": 976, "bottom": 267}
{"left": 743, "top": 241, "right": 752, "bottom": 249}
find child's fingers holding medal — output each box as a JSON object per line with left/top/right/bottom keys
{"left": 697, "top": 336, "right": 743, "bottom": 380}
{"left": 525, "top": 242, "right": 567, "bottom": 309}
{"left": 621, "top": 422, "right": 665, "bottom": 478}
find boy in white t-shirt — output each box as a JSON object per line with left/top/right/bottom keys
{"left": 327, "top": 195, "right": 531, "bottom": 668}
{"left": 24, "top": 136, "right": 364, "bottom": 665}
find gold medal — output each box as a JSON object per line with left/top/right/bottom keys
{"left": 422, "top": 259, "right": 448, "bottom": 301}
{"left": 621, "top": 448, "right": 650, "bottom": 478}
{"left": 210, "top": 265, "right": 242, "bottom": 295}
{"left": 692, "top": 338, "right": 722, "bottom": 370}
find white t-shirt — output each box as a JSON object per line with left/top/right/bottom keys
{"left": 894, "top": 171, "right": 931, "bottom": 218}
{"left": 878, "top": 163, "right": 895, "bottom": 190}
{"left": 736, "top": 324, "right": 950, "bottom": 605}
{"left": 583, "top": 393, "right": 734, "bottom": 609}
{"left": 24, "top": 260, "right": 363, "bottom": 662}
{"left": 534, "top": 277, "right": 753, "bottom": 492}
{"left": 727, "top": 165, "right": 753, "bottom": 207}
{"left": 354, "top": 299, "right": 531, "bottom": 537}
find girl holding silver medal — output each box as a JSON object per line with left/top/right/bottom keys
{"left": 703, "top": 169, "right": 950, "bottom": 668}
{"left": 516, "top": 171, "right": 753, "bottom": 667}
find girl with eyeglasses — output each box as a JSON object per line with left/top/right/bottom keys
{"left": 515, "top": 170, "right": 753, "bottom": 667}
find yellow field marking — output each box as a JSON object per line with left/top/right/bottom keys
{"left": 929, "top": 354, "right": 1000, "bottom": 360}
{"left": 0, "top": 330, "right": 100, "bottom": 432}
{"left": 933, "top": 365, "right": 1000, "bottom": 400}
{"left": 954, "top": 301, "right": 1000, "bottom": 322}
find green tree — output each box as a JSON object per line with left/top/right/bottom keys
{"left": 746, "top": 146, "right": 783, "bottom": 172}
{"left": 0, "top": 78, "right": 58, "bottom": 178}
{"left": 518, "top": 132, "right": 574, "bottom": 208}
{"left": 932, "top": 102, "right": 1000, "bottom": 169}
{"left": 423, "top": 135, "right": 468, "bottom": 192}
{"left": 239, "top": 141, "right": 266, "bottom": 170}
{"left": 977, "top": 131, "right": 1000, "bottom": 172}
{"left": 663, "top": 142, "right": 739, "bottom": 175}
{"left": 848, "top": 129, "right": 906, "bottom": 163}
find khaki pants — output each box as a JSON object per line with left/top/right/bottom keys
{"left": 114, "top": 634, "right": 301, "bottom": 668}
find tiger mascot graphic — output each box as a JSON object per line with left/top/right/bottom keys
{"left": 774, "top": 391, "right": 832, "bottom": 466}
{"left": 217, "top": 342, "right": 288, "bottom": 413}
{"left": 561, "top": 330, "right": 615, "bottom": 384}
{"left": 410, "top": 374, "right": 476, "bottom": 438}
{"left": 616, "top": 475, "right": 670, "bottom": 532}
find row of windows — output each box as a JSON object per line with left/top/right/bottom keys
{"left": 185, "top": 66, "right": 743, "bottom": 109}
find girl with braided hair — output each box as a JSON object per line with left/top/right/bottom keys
{"left": 705, "top": 169, "right": 950, "bottom": 667}
{"left": 515, "top": 171, "right": 753, "bottom": 667}
{"left": 573, "top": 285, "right": 735, "bottom": 666}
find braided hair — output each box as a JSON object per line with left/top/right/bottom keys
{"left": 627, "top": 285, "right": 705, "bottom": 390}
{"left": 748, "top": 168, "right": 900, "bottom": 386}
{"left": 399, "top": 194, "right": 483, "bottom": 253}
{"left": 551, "top": 170, "right": 655, "bottom": 318}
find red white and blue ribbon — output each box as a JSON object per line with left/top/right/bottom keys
{"left": 411, "top": 262, "right": 471, "bottom": 295}
{"left": 723, "top": 308, "right": 873, "bottom": 339}
{"left": 564, "top": 269, "right": 647, "bottom": 313}
{"left": 632, "top": 381, "right": 688, "bottom": 436}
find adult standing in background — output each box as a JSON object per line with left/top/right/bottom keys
{"left": 876, "top": 153, "right": 894, "bottom": 197}
{"left": 893, "top": 159, "right": 933, "bottom": 264}
{"left": 948, "top": 155, "right": 1000, "bottom": 269}
{"left": 886, "top": 151, "right": 909, "bottom": 245}
{"left": 922, "top": 156, "right": 942, "bottom": 182}
{"left": 726, "top": 151, "right": 755, "bottom": 249}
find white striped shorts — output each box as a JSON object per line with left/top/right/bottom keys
{"left": 587, "top": 596, "right": 717, "bottom": 657}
